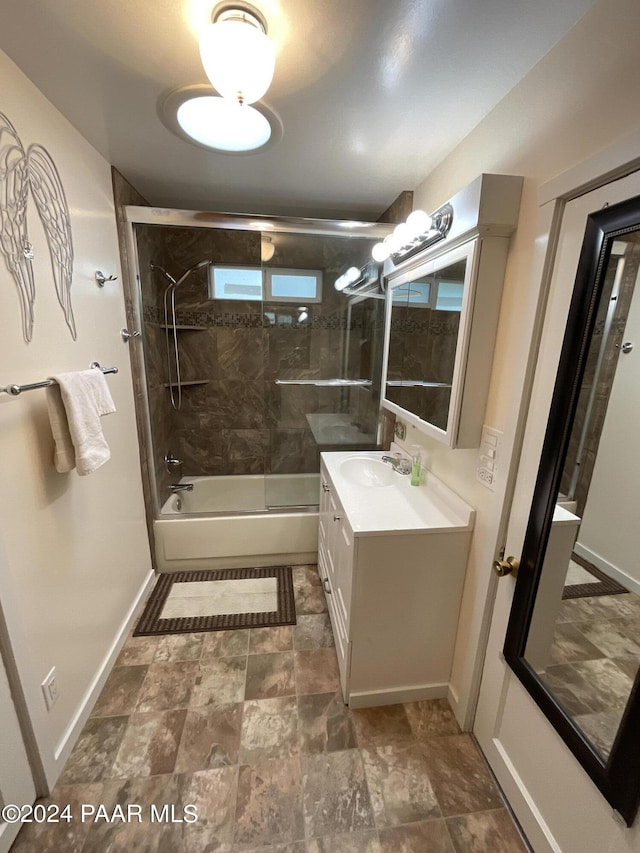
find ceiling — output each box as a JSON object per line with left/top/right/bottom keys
{"left": 1, "top": 0, "right": 596, "bottom": 220}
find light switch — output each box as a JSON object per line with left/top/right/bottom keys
{"left": 477, "top": 425, "right": 503, "bottom": 491}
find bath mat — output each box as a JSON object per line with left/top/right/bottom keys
{"left": 134, "top": 566, "right": 296, "bottom": 635}
{"left": 562, "top": 553, "right": 628, "bottom": 600}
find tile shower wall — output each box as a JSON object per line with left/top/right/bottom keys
{"left": 138, "top": 225, "right": 381, "bottom": 483}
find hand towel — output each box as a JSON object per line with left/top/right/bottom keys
{"left": 47, "top": 369, "right": 116, "bottom": 475}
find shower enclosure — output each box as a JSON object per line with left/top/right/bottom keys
{"left": 123, "top": 208, "right": 391, "bottom": 569}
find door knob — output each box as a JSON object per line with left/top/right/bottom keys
{"left": 493, "top": 556, "right": 519, "bottom": 578}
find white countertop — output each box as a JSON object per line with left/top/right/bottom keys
{"left": 321, "top": 450, "right": 475, "bottom": 536}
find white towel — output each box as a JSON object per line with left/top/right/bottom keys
{"left": 46, "top": 369, "right": 116, "bottom": 475}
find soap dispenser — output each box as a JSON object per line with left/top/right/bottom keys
{"left": 410, "top": 445, "right": 422, "bottom": 486}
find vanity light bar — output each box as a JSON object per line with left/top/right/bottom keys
{"left": 371, "top": 203, "right": 454, "bottom": 266}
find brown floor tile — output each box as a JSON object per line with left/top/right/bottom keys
{"left": 302, "top": 749, "right": 375, "bottom": 838}
{"left": 294, "top": 649, "right": 340, "bottom": 695}
{"left": 245, "top": 652, "right": 296, "bottom": 700}
{"left": 59, "top": 715, "right": 129, "bottom": 784}
{"left": 240, "top": 696, "right": 300, "bottom": 763}
{"left": 298, "top": 691, "right": 357, "bottom": 754}
{"left": 378, "top": 819, "right": 455, "bottom": 852}
{"left": 201, "top": 628, "right": 250, "bottom": 659}
{"left": 157, "top": 768, "right": 238, "bottom": 852}
{"left": 234, "top": 757, "right": 305, "bottom": 849}
{"left": 190, "top": 657, "right": 247, "bottom": 707}
{"left": 446, "top": 808, "right": 528, "bottom": 852}
{"left": 175, "top": 703, "right": 243, "bottom": 771}
{"left": 548, "top": 622, "right": 606, "bottom": 665}
{"left": 250, "top": 625, "right": 294, "bottom": 654}
{"left": 293, "top": 614, "right": 335, "bottom": 650}
{"left": 351, "top": 704, "right": 413, "bottom": 747}
{"left": 110, "top": 709, "right": 187, "bottom": 779}
{"left": 116, "top": 634, "right": 160, "bottom": 666}
{"left": 294, "top": 584, "right": 327, "bottom": 615}
{"left": 420, "top": 734, "right": 503, "bottom": 817}
{"left": 10, "top": 783, "right": 104, "bottom": 853}
{"left": 91, "top": 665, "right": 148, "bottom": 717}
{"left": 404, "top": 699, "right": 461, "bottom": 740}
{"left": 136, "top": 660, "right": 199, "bottom": 712}
{"left": 308, "top": 831, "right": 382, "bottom": 852}
{"left": 362, "top": 742, "right": 441, "bottom": 828}
{"left": 154, "top": 632, "right": 205, "bottom": 662}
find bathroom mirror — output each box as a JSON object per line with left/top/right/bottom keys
{"left": 504, "top": 194, "right": 640, "bottom": 825}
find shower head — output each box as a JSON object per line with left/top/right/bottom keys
{"left": 175, "top": 259, "right": 211, "bottom": 287}
{"left": 150, "top": 263, "right": 177, "bottom": 286}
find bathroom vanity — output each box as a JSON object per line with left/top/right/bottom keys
{"left": 318, "top": 449, "right": 474, "bottom": 708}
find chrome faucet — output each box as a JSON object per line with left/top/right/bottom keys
{"left": 381, "top": 455, "right": 412, "bottom": 475}
{"left": 169, "top": 483, "right": 193, "bottom": 493}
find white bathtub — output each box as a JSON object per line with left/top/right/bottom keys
{"left": 154, "top": 474, "right": 319, "bottom": 572}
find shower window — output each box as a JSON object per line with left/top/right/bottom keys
{"left": 208, "top": 264, "right": 322, "bottom": 303}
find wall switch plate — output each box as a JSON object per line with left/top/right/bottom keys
{"left": 41, "top": 667, "right": 59, "bottom": 711}
{"left": 477, "top": 425, "right": 503, "bottom": 491}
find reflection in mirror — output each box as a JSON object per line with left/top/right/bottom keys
{"left": 385, "top": 258, "right": 465, "bottom": 430}
{"left": 524, "top": 230, "right": 640, "bottom": 762}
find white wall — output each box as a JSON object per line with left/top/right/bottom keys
{"left": 0, "top": 50, "right": 152, "bottom": 787}
{"left": 577, "top": 261, "right": 640, "bottom": 590}
{"left": 396, "top": 0, "right": 640, "bottom": 725}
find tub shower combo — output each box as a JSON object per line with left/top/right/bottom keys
{"left": 123, "top": 209, "right": 392, "bottom": 570}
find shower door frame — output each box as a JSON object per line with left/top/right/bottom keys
{"left": 121, "top": 206, "right": 392, "bottom": 521}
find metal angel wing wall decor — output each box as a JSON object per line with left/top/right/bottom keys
{"left": 0, "top": 111, "right": 76, "bottom": 342}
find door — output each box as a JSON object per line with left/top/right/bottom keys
{"left": 475, "top": 171, "right": 640, "bottom": 852}
{"left": 0, "top": 649, "right": 35, "bottom": 853}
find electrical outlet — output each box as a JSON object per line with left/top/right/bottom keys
{"left": 41, "top": 667, "right": 59, "bottom": 711}
{"left": 477, "top": 425, "right": 502, "bottom": 491}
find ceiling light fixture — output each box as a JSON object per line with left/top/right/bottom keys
{"left": 261, "top": 236, "right": 275, "bottom": 262}
{"left": 200, "top": 3, "right": 275, "bottom": 106}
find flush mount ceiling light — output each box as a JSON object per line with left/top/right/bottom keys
{"left": 200, "top": 3, "right": 275, "bottom": 106}
{"left": 161, "top": 85, "right": 282, "bottom": 154}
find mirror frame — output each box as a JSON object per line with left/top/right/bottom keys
{"left": 504, "top": 193, "right": 640, "bottom": 826}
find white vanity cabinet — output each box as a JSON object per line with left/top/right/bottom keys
{"left": 318, "top": 451, "right": 475, "bottom": 708}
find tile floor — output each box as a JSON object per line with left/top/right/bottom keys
{"left": 12, "top": 565, "right": 528, "bottom": 852}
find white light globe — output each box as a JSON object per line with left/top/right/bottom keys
{"left": 345, "top": 266, "right": 361, "bottom": 284}
{"left": 392, "top": 222, "right": 412, "bottom": 248}
{"left": 177, "top": 96, "right": 271, "bottom": 152}
{"left": 406, "top": 209, "right": 433, "bottom": 237}
{"left": 334, "top": 275, "right": 346, "bottom": 291}
{"left": 200, "top": 19, "right": 275, "bottom": 105}
{"left": 371, "top": 242, "right": 389, "bottom": 263}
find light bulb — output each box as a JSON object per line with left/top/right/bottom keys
{"left": 406, "top": 209, "right": 433, "bottom": 237}
{"left": 345, "top": 266, "right": 361, "bottom": 284}
{"left": 384, "top": 234, "right": 399, "bottom": 254}
{"left": 371, "top": 242, "right": 389, "bottom": 263}
{"left": 298, "top": 307, "right": 308, "bottom": 322}
{"left": 392, "top": 223, "right": 411, "bottom": 248}
{"left": 335, "top": 275, "right": 347, "bottom": 291}
{"left": 200, "top": 17, "right": 275, "bottom": 105}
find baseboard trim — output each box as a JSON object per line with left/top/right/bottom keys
{"left": 53, "top": 569, "right": 155, "bottom": 770}
{"left": 573, "top": 542, "right": 640, "bottom": 596}
{"left": 348, "top": 682, "right": 448, "bottom": 709}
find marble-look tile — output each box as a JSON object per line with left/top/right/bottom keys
{"left": 190, "top": 657, "right": 247, "bottom": 707}
{"left": 378, "top": 820, "right": 455, "bottom": 853}
{"left": 153, "top": 632, "right": 205, "bottom": 662}
{"left": 59, "top": 715, "right": 129, "bottom": 784}
{"left": 302, "top": 750, "right": 375, "bottom": 838}
{"left": 240, "top": 696, "right": 300, "bottom": 763}
{"left": 362, "top": 743, "right": 441, "bottom": 828}
{"left": 577, "top": 618, "right": 640, "bottom": 659}
{"left": 238, "top": 845, "right": 306, "bottom": 853}
{"left": 245, "top": 652, "right": 296, "bottom": 700}
{"left": 297, "top": 691, "right": 357, "bottom": 754}
{"left": 351, "top": 704, "right": 413, "bottom": 747}
{"left": 110, "top": 710, "right": 187, "bottom": 778}
{"left": 308, "top": 830, "right": 382, "bottom": 852}
{"left": 294, "top": 614, "right": 335, "bottom": 650}
{"left": 293, "top": 564, "right": 322, "bottom": 588}
{"left": 250, "top": 625, "right": 294, "bottom": 654}
{"left": 295, "top": 649, "right": 340, "bottom": 695}
{"left": 611, "top": 656, "right": 640, "bottom": 680}
{"left": 81, "top": 775, "right": 171, "bottom": 853}
{"left": 542, "top": 659, "right": 634, "bottom": 713}
{"left": 574, "top": 710, "right": 623, "bottom": 759}
{"left": 420, "top": 734, "right": 503, "bottom": 817}
{"left": 548, "top": 622, "right": 606, "bottom": 664}
{"left": 293, "top": 582, "right": 327, "bottom": 615}
{"left": 175, "top": 703, "right": 243, "bottom": 771}
{"left": 234, "top": 757, "right": 305, "bottom": 849}
{"left": 157, "top": 768, "right": 239, "bottom": 853}
{"left": 404, "top": 699, "right": 461, "bottom": 740}
{"left": 446, "top": 808, "right": 528, "bottom": 852}
{"left": 91, "top": 665, "right": 148, "bottom": 717}
{"left": 10, "top": 783, "right": 104, "bottom": 853}
{"left": 538, "top": 670, "right": 594, "bottom": 717}
{"left": 201, "top": 628, "right": 250, "bottom": 659}
{"left": 136, "top": 661, "right": 199, "bottom": 712}
{"left": 117, "top": 634, "right": 160, "bottom": 666}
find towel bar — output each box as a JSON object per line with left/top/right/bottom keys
{"left": 1, "top": 363, "right": 118, "bottom": 397}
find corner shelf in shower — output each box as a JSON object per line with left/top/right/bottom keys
{"left": 163, "top": 380, "right": 210, "bottom": 388}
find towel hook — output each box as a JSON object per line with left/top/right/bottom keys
{"left": 95, "top": 270, "right": 118, "bottom": 287}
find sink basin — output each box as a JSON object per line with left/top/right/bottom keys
{"left": 340, "top": 457, "right": 395, "bottom": 488}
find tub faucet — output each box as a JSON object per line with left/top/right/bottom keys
{"left": 169, "top": 483, "right": 193, "bottom": 493}
{"left": 381, "top": 455, "right": 412, "bottom": 475}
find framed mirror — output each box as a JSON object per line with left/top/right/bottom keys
{"left": 504, "top": 193, "right": 640, "bottom": 825}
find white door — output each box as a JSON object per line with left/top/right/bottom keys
{"left": 0, "top": 649, "right": 35, "bottom": 853}
{"left": 475, "top": 170, "right": 640, "bottom": 852}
